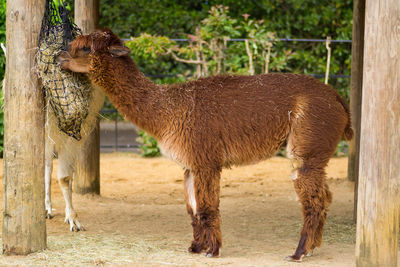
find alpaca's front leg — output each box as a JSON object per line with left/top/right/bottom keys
{"left": 185, "top": 168, "right": 222, "bottom": 257}
{"left": 184, "top": 170, "right": 206, "bottom": 253}
{"left": 45, "top": 140, "right": 55, "bottom": 219}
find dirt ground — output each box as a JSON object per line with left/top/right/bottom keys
{"left": 0, "top": 154, "right": 369, "bottom": 266}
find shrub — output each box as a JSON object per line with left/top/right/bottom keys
{"left": 136, "top": 130, "right": 160, "bottom": 157}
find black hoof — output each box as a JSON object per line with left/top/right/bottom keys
{"left": 188, "top": 243, "right": 204, "bottom": 254}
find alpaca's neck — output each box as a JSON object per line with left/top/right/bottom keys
{"left": 90, "top": 55, "right": 164, "bottom": 138}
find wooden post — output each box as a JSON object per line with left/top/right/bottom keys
{"left": 355, "top": 0, "right": 400, "bottom": 266}
{"left": 73, "top": 0, "right": 101, "bottom": 194}
{"left": 348, "top": 0, "right": 365, "bottom": 223}
{"left": 74, "top": 0, "right": 99, "bottom": 33}
{"left": 3, "top": 0, "right": 46, "bottom": 254}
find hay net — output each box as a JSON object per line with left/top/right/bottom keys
{"left": 37, "top": 0, "right": 91, "bottom": 141}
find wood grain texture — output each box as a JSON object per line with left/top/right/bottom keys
{"left": 348, "top": 0, "right": 365, "bottom": 223}
{"left": 75, "top": 0, "right": 99, "bottom": 35}
{"left": 73, "top": 0, "right": 100, "bottom": 194}
{"left": 3, "top": 0, "right": 47, "bottom": 255}
{"left": 73, "top": 119, "right": 100, "bottom": 194}
{"left": 356, "top": 0, "right": 400, "bottom": 266}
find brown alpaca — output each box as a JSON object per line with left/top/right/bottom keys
{"left": 57, "top": 29, "right": 353, "bottom": 261}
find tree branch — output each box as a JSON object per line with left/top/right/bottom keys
{"left": 167, "top": 50, "right": 202, "bottom": 65}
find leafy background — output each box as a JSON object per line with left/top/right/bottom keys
{"left": 0, "top": 0, "right": 353, "bottom": 156}
{"left": 100, "top": 0, "right": 353, "bottom": 96}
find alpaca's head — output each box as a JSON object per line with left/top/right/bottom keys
{"left": 56, "top": 28, "right": 130, "bottom": 73}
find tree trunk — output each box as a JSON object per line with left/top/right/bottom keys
{"left": 73, "top": 0, "right": 101, "bottom": 195}
{"left": 355, "top": 0, "right": 400, "bottom": 266}
{"left": 3, "top": 0, "right": 47, "bottom": 255}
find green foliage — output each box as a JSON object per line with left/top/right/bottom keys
{"left": 0, "top": 0, "right": 5, "bottom": 81}
{"left": 0, "top": 1, "right": 353, "bottom": 157}
{"left": 200, "top": 5, "right": 239, "bottom": 39}
{"left": 0, "top": 0, "right": 4, "bottom": 156}
{"left": 49, "top": 0, "right": 73, "bottom": 24}
{"left": 125, "top": 5, "right": 308, "bottom": 78}
{"left": 0, "top": 89, "right": 3, "bottom": 156}
{"left": 127, "top": 34, "right": 175, "bottom": 60}
{"left": 136, "top": 130, "right": 160, "bottom": 157}
{"left": 125, "top": 34, "right": 188, "bottom": 84}
{"left": 122, "top": 3, "right": 353, "bottom": 156}
{"left": 100, "top": 0, "right": 206, "bottom": 38}
{"left": 52, "top": 0, "right": 73, "bottom": 11}
{"left": 101, "top": 0, "right": 353, "bottom": 99}
{"left": 335, "top": 140, "right": 349, "bottom": 157}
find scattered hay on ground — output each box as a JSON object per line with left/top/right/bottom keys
{"left": 0, "top": 155, "right": 365, "bottom": 266}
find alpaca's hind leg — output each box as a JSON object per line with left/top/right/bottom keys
{"left": 58, "top": 150, "right": 84, "bottom": 232}
{"left": 310, "top": 182, "right": 332, "bottom": 252}
{"left": 286, "top": 166, "right": 331, "bottom": 261}
{"left": 285, "top": 107, "right": 343, "bottom": 261}
{"left": 186, "top": 167, "right": 222, "bottom": 257}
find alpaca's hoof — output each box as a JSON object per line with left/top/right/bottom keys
{"left": 188, "top": 247, "right": 201, "bottom": 254}
{"left": 46, "top": 212, "right": 54, "bottom": 219}
{"left": 202, "top": 252, "right": 219, "bottom": 258}
{"left": 284, "top": 254, "right": 304, "bottom": 262}
{"left": 70, "top": 224, "right": 85, "bottom": 232}
{"left": 65, "top": 216, "right": 85, "bottom": 232}
{"left": 188, "top": 242, "right": 205, "bottom": 254}
{"left": 202, "top": 248, "right": 220, "bottom": 258}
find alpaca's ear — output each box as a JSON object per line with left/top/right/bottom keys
{"left": 109, "top": 45, "right": 130, "bottom": 57}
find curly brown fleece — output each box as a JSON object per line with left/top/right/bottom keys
{"left": 60, "top": 29, "right": 353, "bottom": 260}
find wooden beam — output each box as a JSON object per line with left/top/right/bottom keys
{"left": 73, "top": 0, "right": 101, "bottom": 195}
{"left": 74, "top": 0, "right": 99, "bottom": 34}
{"left": 348, "top": 0, "right": 365, "bottom": 223}
{"left": 355, "top": 0, "right": 400, "bottom": 266}
{"left": 3, "top": 0, "right": 47, "bottom": 255}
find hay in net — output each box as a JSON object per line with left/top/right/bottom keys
{"left": 36, "top": 0, "right": 91, "bottom": 141}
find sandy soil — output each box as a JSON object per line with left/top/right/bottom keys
{"left": 0, "top": 154, "right": 360, "bottom": 266}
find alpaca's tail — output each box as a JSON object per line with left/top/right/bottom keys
{"left": 336, "top": 95, "right": 354, "bottom": 140}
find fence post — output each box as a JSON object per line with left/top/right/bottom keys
{"left": 3, "top": 0, "right": 47, "bottom": 254}
{"left": 355, "top": 0, "right": 400, "bottom": 265}
{"left": 73, "top": 0, "right": 101, "bottom": 194}
{"left": 324, "top": 36, "right": 331, "bottom": 84}
{"left": 348, "top": 0, "right": 365, "bottom": 224}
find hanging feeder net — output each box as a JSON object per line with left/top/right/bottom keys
{"left": 36, "top": 0, "right": 91, "bottom": 141}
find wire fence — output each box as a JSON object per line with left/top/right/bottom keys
{"left": 100, "top": 109, "right": 142, "bottom": 152}
{"left": 100, "top": 37, "right": 352, "bottom": 152}
{"left": 123, "top": 37, "right": 352, "bottom": 43}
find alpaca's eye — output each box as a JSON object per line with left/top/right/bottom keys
{"left": 82, "top": 47, "right": 91, "bottom": 53}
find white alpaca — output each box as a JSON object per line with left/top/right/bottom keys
{"left": 45, "top": 85, "right": 104, "bottom": 231}
{"left": 0, "top": 44, "right": 101, "bottom": 231}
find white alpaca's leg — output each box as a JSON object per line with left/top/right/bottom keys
{"left": 45, "top": 140, "right": 55, "bottom": 219}
{"left": 58, "top": 149, "right": 84, "bottom": 231}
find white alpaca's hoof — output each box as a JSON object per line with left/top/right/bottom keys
{"left": 45, "top": 203, "right": 53, "bottom": 219}
{"left": 64, "top": 215, "right": 85, "bottom": 232}
{"left": 46, "top": 211, "right": 54, "bottom": 219}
